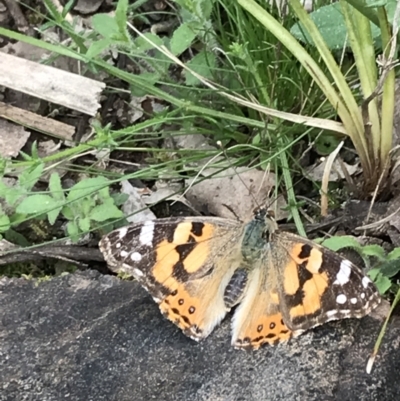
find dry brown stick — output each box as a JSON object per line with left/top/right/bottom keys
{"left": 0, "top": 245, "right": 105, "bottom": 267}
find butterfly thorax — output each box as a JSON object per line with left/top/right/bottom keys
{"left": 241, "top": 209, "right": 275, "bottom": 262}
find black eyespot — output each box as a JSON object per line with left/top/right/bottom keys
{"left": 270, "top": 322, "right": 276, "bottom": 329}
{"left": 257, "top": 324, "right": 263, "bottom": 333}
{"left": 171, "top": 290, "right": 178, "bottom": 296}
{"left": 189, "top": 306, "right": 195, "bottom": 314}
{"left": 178, "top": 299, "right": 184, "bottom": 305}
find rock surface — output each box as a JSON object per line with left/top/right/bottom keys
{"left": 0, "top": 270, "right": 398, "bottom": 401}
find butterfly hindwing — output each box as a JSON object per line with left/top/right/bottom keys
{"left": 231, "top": 261, "right": 295, "bottom": 349}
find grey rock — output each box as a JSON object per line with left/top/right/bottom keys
{"left": 0, "top": 271, "right": 398, "bottom": 401}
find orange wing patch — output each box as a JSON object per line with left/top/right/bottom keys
{"left": 159, "top": 282, "right": 205, "bottom": 338}
{"left": 282, "top": 243, "right": 329, "bottom": 321}
{"left": 151, "top": 222, "right": 216, "bottom": 290}
{"left": 234, "top": 311, "right": 292, "bottom": 349}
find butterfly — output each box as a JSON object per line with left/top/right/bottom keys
{"left": 99, "top": 208, "right": 381, "bottom": 349}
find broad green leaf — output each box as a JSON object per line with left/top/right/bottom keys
{"left": 0, "top": 182, "right": 23, "bottom": 216}
{"left": 67, "top": 221, "right": 80, "bottom": 242}
{"left": 388, "top": 247, "right": 400, "bottom": 260}
{"left": 92, "top": 14, "right": 119, "bottom": 39}
{"left": 112, "top": 193, "right": 129, "bottom": 206}
{"left": 47, "top": 207, "right": 62, "bottom": 225}
{"left": 321, "top": 235, "right": 361, "bottom": 252}
{"left": 80, "top": 197, "right": 96, "bottom": 216}
{"left": 0, "top": 212, "right": 10, "bottom": 232}
{"left": 362, "top": 244, "right": 386, "bottom": 260}
{"left": 378, "top": 259, "right": 400, "bottom": 278}
{"left": 16, "top": 195, "right": 58, "bottom": 215}
{"left": 49, "top": 173, "right": 65, "bottom": 202}
{"left": 87, "top": 38, "right": 113, "bottom": 59}
{"left": 61, "top": 205, "right": 74, "bottom": 220}
{"left": 133, "top": 33, "right": 163, "bottom": 53}
{"left": 372, "top": 273, "right": 392, "bottom": 294}
{"left": 199, "top": 0, "right": 215, "bottom": 19}
{"left": 18, "top": 163, "right": 44, "bottom": 191}
{"left": 90, "top": 204, "right": 124, "bottom": 222}
{"left": 78, "top": 216, "right": 91, "bottom": 232}
{"left": 184, "top": 50, "right": 217, "bottom": 86}
{"left": 289, "top": 1, "right": 397, "bottom": 50}
{"left": 170, "top": 23, "right": 197, "bottom": 56}
{"left": 67, "top": 177, "right": 109, "bottom": 202}
{"left": 98, "top": 185, "right": 111, "bottom": 200}
{"left": 115, "top": 0, "right": 129, "bottom": 41}
{"left": 4, "top": 228, "right": 30, "bottom": 247}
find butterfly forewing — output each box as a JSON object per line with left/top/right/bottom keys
{"left": 100, "top": 217, "right": 246, "bottom": 340}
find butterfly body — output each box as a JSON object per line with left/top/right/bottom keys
{"left": 99, "top": 209, "right": 381, "bottom": 349}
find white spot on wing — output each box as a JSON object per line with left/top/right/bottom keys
{"left": 350, "top": 297, "right": 358, "bottom": 304}
{"left": 139, "top": 221, "right": 155, "bottom": 246}
{"left": 118, "top": 227, "right": 128, "bottom": 239}
{"left": 326, "top": 310, "right": 338, "bottom": 318}
{"left": 361, "top": 292, "right": 366, "bottom": 299}
{"left": 120, "top": 250, "right": 128, "bottom": 258}
{"left": 362, "top": 276, "right": 371, "bottom": 289}
{"left": 336, "top": 294, "right": 347, "bottom": 304}
{"left": 133, "top": 268, "right": 144, "bottom": 277}
{"left": 333, "top": 259, "right": 352, "bottom": 285}
{"left": 116, "top": 242, "right": 121, "bottom": 249}
{"left": 131, "top": 252, "right": 142, "bottom": 261}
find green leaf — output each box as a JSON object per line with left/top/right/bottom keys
{"left": 170, "top": 23, "right": 197, "bottom": 56}
{"left": 87, "top": 38, "right": 113, "bottom": 59}
{"left": 379, "top": 259, "right": 400, "bottom": 278}
{"left": 78, "top": 216, "right": 91, "bottom": 232}
{"left": 4, "top": 228, "right": 30, "bottom": 247}
{"left": 47, "top": 207, "right": 62, "bottom": 225}
{"left": 18, "top": 163, "right": 44, "bottom": 191}
{"left": 362, "top": 244, "right": 386, "bottom": 260}
{"left": 61, "top": 205, "right": 74, "bottom": 220}
{"left": 66, "top": 221, "right": 80, "bottom": 242}
{"left": 133, "top": 33, "right": 164, "bottom": 53}
{"left": 90, "top": 204, "right": 124, "bottom": 222}
{"left": 115, "top": 0, "right": 129, "bottom": 41}
{"left": 112, "top": 193, "right": 129, "bottom": 206}
{"left": 2, "top": 185, "right": 26, "bottom": 207}
{"left": 184, "top": 50, "right": 217, "bottom": 86}
{"left": 97, "top": 185, "right": 112, "bottom": 200}
{"left": 80, "top": 197, "right": 95, "bottom": 216}
{"left": 321, "top": 235, "right": 362, "bottom": 252}
{"left": 372, "top": 273, "right": 392, "bottom": 294}
{"left": 388, "top": 247, "right": 400, "bottom": 260}
{"left": 0, "top": 212, "right": 10, "bottom": 233}
{"left": 16, "top": 195, "right": 58, "bottom": 215}
{"left": 290, "top": 1, "right": 386, "bottom": 51}
{"left": 67, "top": 177, "right": 109, "bottom": 202}
{"left": 49, "top": 173, "right": 65, "bottom": 202}
{"left": 92, "top": 14, "right": 119, "bottom": 39}
{"left": 199, "top": 0, "right": 215, "bottom": 19}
